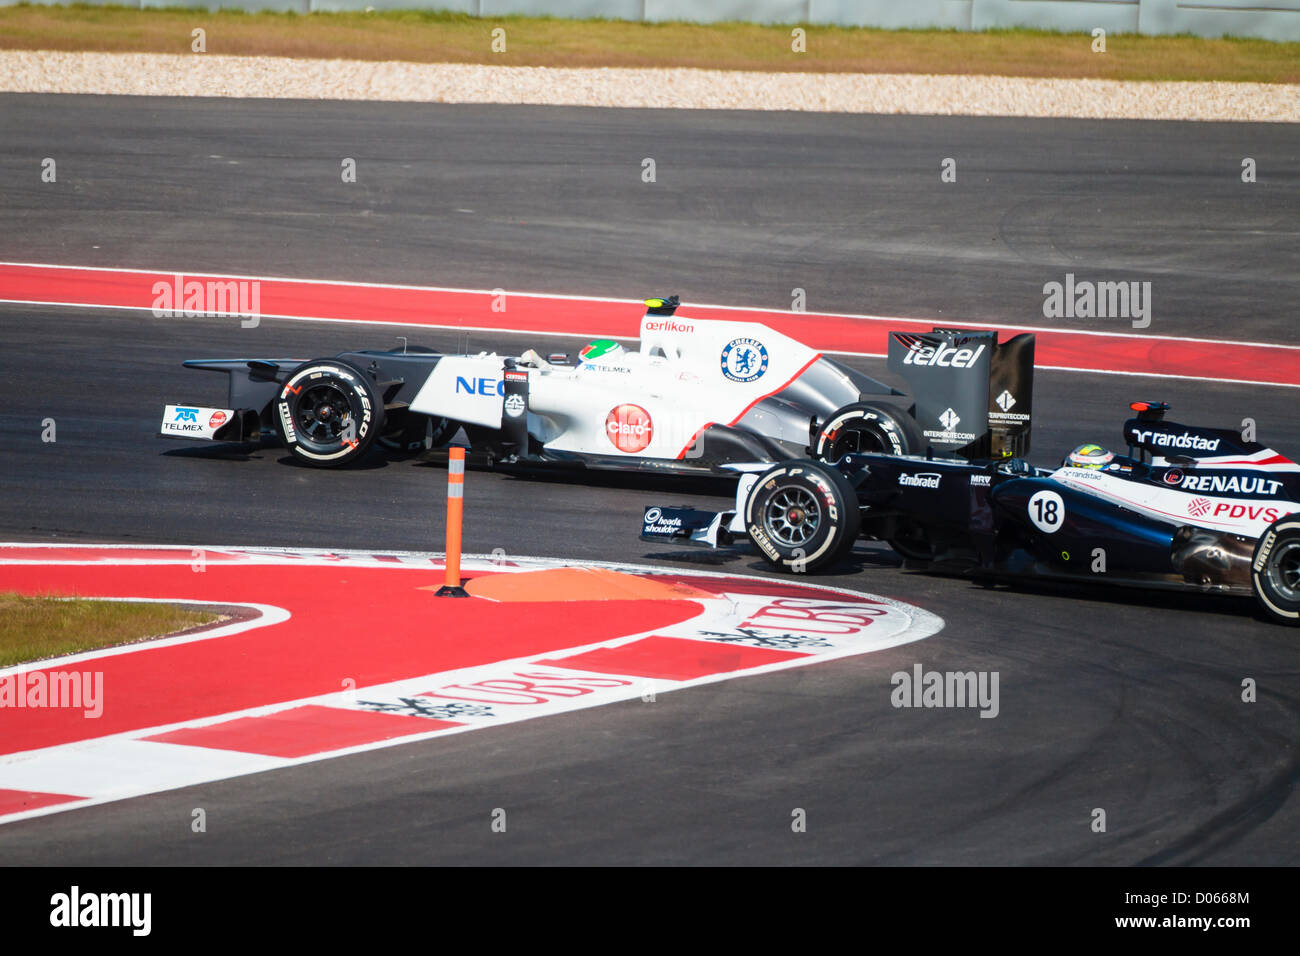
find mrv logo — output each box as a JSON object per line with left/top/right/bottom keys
{"left": 50, "top": 886, "right": 151, "bottom": 936}
{"left": 898, "top": 472, "right": 941, "bottom": 489}
{"left": 891, "top": 664, "right": 999, "bottom": 718}
{"left": 152, "top": 274, "right": 260, "bottom": 327}
{"left": 900, "top": 342, "right": 985, "bottom": 369}
{"left": 1133, "top": 429, "right": 1220, "bottom": 452}
{"left": 1042, "top": 273, "right": 1151, "bottom": 329}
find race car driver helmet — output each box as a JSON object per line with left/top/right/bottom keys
{"left": 579, "top": 339, "right": 627, "bottom": 364}
{"left": 1065, "top": 443, "right": 1115, "bottom": 470}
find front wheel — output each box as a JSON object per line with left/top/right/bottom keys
{"left": 274, "top": 359, "right": 384, "bottom": 467}
{"left": 745, "top": 460, "right": 861, "bottom": 573}
{"left": 1251, "top": 517, "right": 1300, "bottom": 626}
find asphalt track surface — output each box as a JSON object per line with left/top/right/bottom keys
{"left": 1, "top": 95, "right": 1299, "bottom": 865}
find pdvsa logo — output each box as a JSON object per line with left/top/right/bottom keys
{"left": 605, "top": 404, "right": 653, "bottom": 453}
{"left": 720, "top": 338, "right": 770, "bottom": 383}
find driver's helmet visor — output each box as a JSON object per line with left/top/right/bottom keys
{"left": 579, "top": 339, "right": 625, "bottom": 363}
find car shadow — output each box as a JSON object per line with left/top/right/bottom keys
{"left": 160, "top": 442, "right": 268, "bottom": 462}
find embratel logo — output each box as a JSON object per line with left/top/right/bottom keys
{"left": 606, "top": 404, "right": 653, "bottom": 453}
{"left": 720, "top": 338, "right": 770, "bottom": 383}
{"left": 898, "top": 473, "right": 941, "bottom": 489}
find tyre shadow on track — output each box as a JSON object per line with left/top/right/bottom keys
{"left": 160, "top": 441, "right": 395, "bottom": 470}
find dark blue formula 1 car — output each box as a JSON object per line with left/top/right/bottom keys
{"left": 643, "top": 400, "right": 1300, "bottom": 626}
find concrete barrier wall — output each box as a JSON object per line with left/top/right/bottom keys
{"left": 12, "top": 0, "right": 1300, "bottom": 41}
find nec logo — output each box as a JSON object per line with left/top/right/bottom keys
{"left": 455, "top": 376, "right": 506, "bottom": 396}
{"left": 902, "top": 342, "right": 986, "bottom": 369}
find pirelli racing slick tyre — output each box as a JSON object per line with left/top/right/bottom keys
{"left": 745, "top": 460, "right": 861, "bottom": 574}
{"left": 814, "top": 401, "right": 922, "bottom": 463}
{"left": 1251, "top": 516, "right": 1300, "bottom": 626}
{"left": 274, "top": 359, "right": 384, "bottom": 468}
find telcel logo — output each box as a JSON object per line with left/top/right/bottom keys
{"left": 903, "top": 342, "right": 986, "bottom": 369}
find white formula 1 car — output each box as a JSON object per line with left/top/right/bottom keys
{"left": 159, "top": 296, "right": 1033, "bottom": 474}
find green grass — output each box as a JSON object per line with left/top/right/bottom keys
{"left": 0, "top": 4, "right": 1295, "bottom": 83}
{"left": 0, "top": 592, "right": 220, "bottom": 666}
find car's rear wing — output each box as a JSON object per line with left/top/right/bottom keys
{"left": 888, "top": 329, "right": 1035, "bottom": 460}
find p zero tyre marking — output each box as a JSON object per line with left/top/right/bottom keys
{"left": 275, "top": 361, "right": 377, "bottom": 464}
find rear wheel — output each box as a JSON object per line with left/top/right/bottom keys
{"left": 745, "top": 460, "right": 861, "bottom": 573}
{"left": 1252, "top": 517, "right": 1300, "bottom": 626}
{"left": 814, "top": 401, "right": 921, "bottom": 463}
{"left": 274, "top": 359, "right": 384, "bottom": 468}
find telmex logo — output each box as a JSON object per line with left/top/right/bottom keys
{"left": 174, "top": 407, "right": 198, "bottom": 422}
{"left": 899, "top": 472, "right": 941, "bottom": 489}
{"left": 606, "top": 404, "right": 653, "bottom": 453}
{"left": 1132, "top": 429, "right": 1221, "bottom": 452}
{"left": 902, "top": 342, "right": 986, "bottom": 369}
{"left": 456, "top": 376, "right": 505, "bottom": 397}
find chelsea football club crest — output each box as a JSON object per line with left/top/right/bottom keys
{"left": 720, "top": 338, "right": 770, "bottom": 383}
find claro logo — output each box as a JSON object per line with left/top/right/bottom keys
{"left": 606, "top": 404, "right": 653, "bottom": 453}
{"left": 901, "top": 342, "right": 986, "bottom": 369}
{"left": 1132, "top": 429, "right": 1221, "bottom": 452}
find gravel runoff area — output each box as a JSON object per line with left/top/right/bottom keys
{"left": 1, "top": 50, "right": 1296, "bottom": 121}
